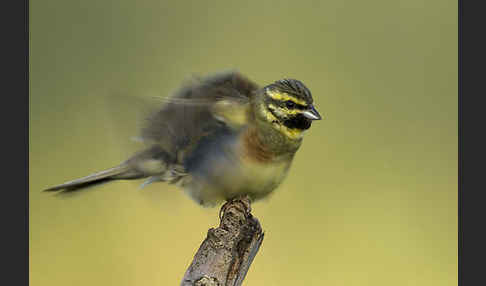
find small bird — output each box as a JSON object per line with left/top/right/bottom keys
{"left": 44, "top": 71, "right": 322, "bottom": 207}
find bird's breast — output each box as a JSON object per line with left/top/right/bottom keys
{"left": 182, "top": 128, "right": 294, "bottom": 206}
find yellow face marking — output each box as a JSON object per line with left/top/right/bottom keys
{"left": 282, "top": 109, "right": 303, "bottom": 115}
{"left": 266, "top": 89, "right": 307, "bottom": 106}
{"left": 274, "top": 124, "right": 304, "bottom": 140}
{"left": 267, "top": 104, "right": 286, "bottom": 118}
{"left": 265, "top": 105, "right": 304, "bottom": 139}
{"left": 260, "top": 104, "right": 278, "bottom": 122}
{"left": 261, "top": 102, "right": 305, "bottom": 140}
{"left": 268, "top": 103, "right": 305, "bottom": 117}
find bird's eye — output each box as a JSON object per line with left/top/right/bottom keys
{"left": 285, "top": 100, "right": 296, "bottom": 109}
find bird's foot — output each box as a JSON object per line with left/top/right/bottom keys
{"left": 219, "top": 195, "right": 252, "bottom": 220}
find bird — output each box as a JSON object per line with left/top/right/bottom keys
{"left": 44, "top": 70, "right": 322, "bottom": 207}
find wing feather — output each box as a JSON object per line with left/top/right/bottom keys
{"left": 139, "top": 70, "right": 260, "bottom": 162}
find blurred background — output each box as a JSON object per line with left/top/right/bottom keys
{"left": 30, "top": 0, "right": 457, "bottom": 285}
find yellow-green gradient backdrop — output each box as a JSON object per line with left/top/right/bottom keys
{"left": 30, "top": 0, "right": 457, "bottom": 285}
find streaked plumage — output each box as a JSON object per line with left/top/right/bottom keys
{"left": 44, "top": 71, "right": 322, "bottom": 207}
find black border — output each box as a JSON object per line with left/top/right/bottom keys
{"left": 459, "top": 0, "right": 485, "bottom": 285}
{"left": 3, "top": 0, "right": 29, "bottom": 285}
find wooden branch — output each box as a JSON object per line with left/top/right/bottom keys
{"left": 181, "top": 196, "right": 264, "bottom": 286}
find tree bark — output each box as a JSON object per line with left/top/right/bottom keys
{"left": 181, "top": 196, "right": 264, "bottom": 286}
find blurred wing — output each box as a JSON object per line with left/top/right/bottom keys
{"left": 100, "top": 91, "right": 163, "bottom": 158}
{"left": 140, "top": 70, "right": 260, "bottom": 161}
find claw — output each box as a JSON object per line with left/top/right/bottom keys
{"left": 219, "top": 195, "right": 252, "bottom": 220}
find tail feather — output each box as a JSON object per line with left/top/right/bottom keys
{"left": 43, "top": 163, "right": 143, "bottom": 192}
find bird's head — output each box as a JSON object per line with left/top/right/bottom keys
{"left": 255, "top": 79, "right": 322, "bottom": 140}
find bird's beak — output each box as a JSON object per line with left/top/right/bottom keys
{"left": 302, "top": 105, "right": 322, "bottom": 120}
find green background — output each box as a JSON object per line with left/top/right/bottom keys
{"left": 30, "top": 0, "right": 457, "bottom": 285}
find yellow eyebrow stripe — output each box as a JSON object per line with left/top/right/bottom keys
{"left": 266, "top": 89, "right": 307, "bottom": 106}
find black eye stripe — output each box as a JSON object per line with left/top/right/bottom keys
{"left": 285, "top": 100, "right": 295, "bottom": 108}
{"left": 268, "top": 97, "right": 307, "bottom": 110}
{"left": 283, "top": 100, "right": 307, "bottom": 110}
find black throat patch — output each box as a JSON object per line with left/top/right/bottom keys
{"left": 283, "top": 114, "right": 312, "bottom": 130}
